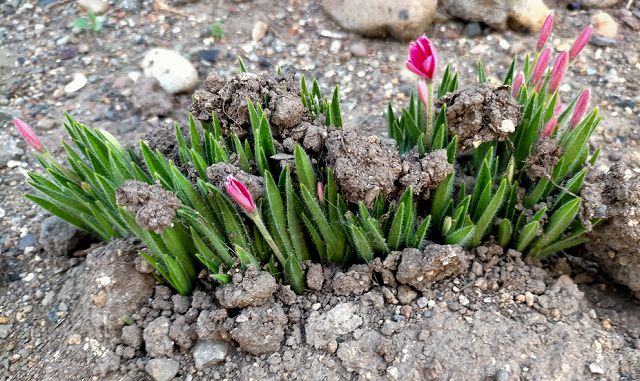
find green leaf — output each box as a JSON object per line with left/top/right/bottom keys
{"left": 329, "top": 85, "right": 343, "bottom": 128}
{"left": 348, "top": 224, "right": 374, "bottom": 262}
{"left": 387, "top": 205, "right": 404, "bottom": 250}
{"left": 295, "top": 145, "right": 317, "bottom": 197}
{"left": 284, "top": 256, "right": 305, "bottom": 294}
{"left": 24, "top": 194, "right": 91, "bottom": 233}
{"left": 430, "top": 173, "right": 454, "bottom": 233}
{"left": 516, "top": 220, "right": 539, "bottom": 252}
{"left": 497, "top": 219, "right": 512, "bottom": 247}
{"left": 264, "top": 171, "right": 294, "bottom": 258}
{"left": 477, "top": 61, "right": 486, "bottom": 84}
{"left": 285, "top": 169, "right": 310, "bottom": 262}
{"left": 503, "top": 57, "right": 516, "bottom": 85}
{"left": 238, "top": 56, "right": 247, "bottom": 73}
{"left": 471, "top": 178, "right": 508, "bottom": 246}
{"left": 413, "top": 215, "right": 431, "bottom": 250}
{"left": 529, "top": 198, "right": 582, "bottom": 256}
{"left": 235, "top": 244, "right": 260, "bottom": 269}
{"left": 445, "top": 224, "right": 475, "bottom": 246}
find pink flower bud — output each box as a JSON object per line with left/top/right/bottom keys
{"left": 537, "top": 11, "right": 554, "bottom": 50}
{"left": 570, "top": 88, "right": 591, "bottom": 129}
{"left": 548, "top": 51, "right": 568, "bottom": 93}
{"left": 317, "top": 182, "right": 325, "bottom": 203}
{"left": 531, "top": 48, "right": 552, "bottom": 89}
{"left": 542, "top": 117, "right": 558, "bottom": 138}
{"left": 569, "top": 25, "right": 592, "bottom": 61}
{"left": 417, "top": 80, "right": 429, "bottom": 107}
{"left": 405, "top": 35, "right": 437, "bottom": 81}
{"left": 12, "top": 117, "right": 44, "bottom": 152}
{"left": 225, "top": 176, "right": 256, "bottom": 214}
{"left": 512, "top": 71, "right": 524, "bottom": 98}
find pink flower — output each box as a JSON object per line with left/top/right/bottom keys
{"left": 542, "top": 117, "right": 558, "bottom": 138}
{"left": 537, "top": 11, "right": 554, "bottom": 50}
{"left": 512, "top": 71, "right": 524, "bottom": 97}
{"left": 548, "top": 51, "right": 569, "bottom": 93}
{"left": 417, "top": 80, "right": 429, "bottom": 107}
{"left": 531, "top": 48, "right": 552, "bottom": 88}
{"left": 570, "top": 88, "right": 591, "bottom": 129}
{"left": 225, "top": 176, "right": 256, "bottom": 214}
{"left": 569, "top": 25, "right": 593, "bottom": 61}
{"left": 405, "top": 36, "right": 437, "bottom": 81}
{"left": 13, "top": 117, "right": 44, "bottom": 152}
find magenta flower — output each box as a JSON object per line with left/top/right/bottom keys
{"left": 531, "top": 48, "right": 552, "bottom": 88}
{"left": 570, "top": 89, "right": 591, "bottom": 129}
{"left": 13, "top": 117, "right": 44, "bottom": 152}
{"left": 569, "top": 25, "right": 593, "bottom": 61}
{"left": 548, "top": 51, "right": 569, "bottom": 93}
{"left": 554, "top": 99, "right": 563, "bottom": 116}
{"left": 405, "top": 36, "right": 437, "bottom": 81}
{"left": 542, "top": 117, "right": 558, "bottom": 138}
{"left": 225, "top": 176, "right": 256, "bottom": 214}
{"left": 537, "top": 12, "right": 554, "bottom": 50}
{"left": 512, "top": 71, "right": 524, "bottom": 97}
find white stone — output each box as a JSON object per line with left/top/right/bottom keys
{"left": 145, "top": 358, "right": 179, "bottom": 381}
{"left": 78, "top": 0, "right": 109, "bottom": 14}
{"left": 64, "top": 73, "right": 87, "bottom": 94}
{"left": 251, "top": 20, "right": 269, "bottom": 42}
{"left": 192, "top": 341, "right": 228, "bottom": 370}
{"left": 500, "top": 119, "right": 515, "bottom": 133}
{"left": 141, "top": 48, "right": 198, "bottom": 95}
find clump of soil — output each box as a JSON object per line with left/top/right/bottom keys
{"left": 115, "top": 180, "right": 181, "bottom": 233}
{"left": 394, "top": 244, "right": 468, "bottom": 293}
{"left": 190, "top": 72, "right": 300, "bottom": 139}
{"left": 280, "top": 120, "right": 327, "bottom": 153}
{"left": 399, "top": 149, "right": 454, "bottom": 199}
{"left": 525, "top": 137, "right": 564, "bottom": 180}
{"left": 584, "top": 163, "right": 640, "bottom": 296}
{"left": 215, "top": 266, "right": 278, "bottom": 309}
{"left": 436, "top": 84, "right": 521, "bottom": 151}
{"left": 206, "top": 162, "right": 265, "bottom": 200}
{"left": 325, "top": 127, "right": 403, "bottom": 206}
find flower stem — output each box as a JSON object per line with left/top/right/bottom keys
{"left": 249, "top": 213, "right": 286, "bottom": 266}
{"left": 425, "top": 80, "right": 434, "bottom": 148}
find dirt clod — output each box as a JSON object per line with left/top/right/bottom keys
{"left": 325, "top": 128, "right": 402, "bottom": 206}
{"left": 436, "top": 84, "right": 521, "bottom": 151}
{"left": 585, "top": 163, "right": 640, "bottom": 296}
{"left": 331, "top": 264, "right": 372, "bottom": 296}
{"left": 395, "top": 245, "right": 468, "bottom": 293}
{"left": 399, "top": 149, "right": 453, "bottom": 199}
{"left": 215, "top": 266, "right": 278, "bottom": 309}
{"left": 190, "top": 72, "right": 299, "bottom": 139}
{"left": 115, "top": 180, "right": 181, "bottom": 234}
{"left": 230, "top": 300, "right": 288, "bottom": 355}
{"left": 305, "top": 302, "right": 363, "bottom": 350}
{"left": 306, "top": 263, "right": 325, "bottom": 290}
{"left": 525, "top": 137, "right": 563, "bottom": 180}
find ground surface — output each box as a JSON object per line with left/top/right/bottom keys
{"left": 1, "top": 0, "right": 640, "bottom": 380}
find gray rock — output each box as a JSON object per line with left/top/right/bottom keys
{"left": 196, "top": 309, "right": 229, "bottom": 342}
{"left": 141, "top": 48, "right": 199, "bottom": 94}
{"left": 305, "top": 302, "right": 363, "bottom": 350}
{"left": 0, "top": 323, "right": 12, "bottom": 339}
{"left": 444, "top": 0, "right": 508, "bottom": 29}
{"left": 169, "top": 315, "right": 196, "bottom": 350}
{"left": 39, "top": 216, "right": 86, "bottom": 256}
{"left": 570, "top": 0, "right": 621, "bottom": 8}
{"left": 143, "top": 317, "right": 174, "bottom": 356}
{"left": 131, "top": 77, "right": 174, "bottom": 116}
{"left": 192, "top": 341, "right": 228, "bottom": 369}
{"left": 321, "top": 0, "right": 437, "bottom": 41}
{"left": 590, "top": 36, "right": 617, "bottom": 47}
{"left": 145, "top": 358, "right": 179, "bottom": 381}
{"left": 171, "top": 294, "right": 190, "bottom": 314}
{"left": 122, "top": 324, "right": 143, "bottom": 348}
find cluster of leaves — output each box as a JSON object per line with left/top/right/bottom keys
{"left": 27, "top": 52, "right": 601, "bottom": 295}
{"left": 73, "top": 12, "right": 103, "bottom": 33}
{"left": 210, "top": 20, "right": 225, "bottom": 41}
{"left": 386, "top": 58, "right": 600, "bottom": 258}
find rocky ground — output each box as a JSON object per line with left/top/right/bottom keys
{"left": 1, "top": 0, "right": 640, "bottom": 380}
